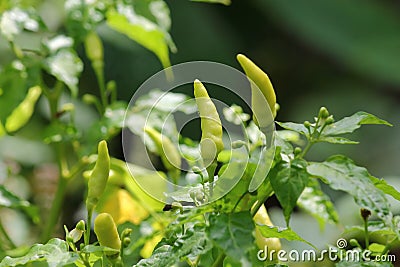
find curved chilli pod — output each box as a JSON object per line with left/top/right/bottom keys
{"left": 94, "top": 213, "right": 121, "bottom": 256}
{"left": 193, "top": 79, "right": 224, "bottom": 167}
{"left": 144, "top": 126, "right": 181, "bottom": 181}
{"left": 254, "top": 204, "right": 281, "bottom": 263}
{"left": 237, "top": 54, "right": 277, "bottom": 130}
{"left": 5, "top": 86, "right": 42, "bottom": 132}
{"left": 86, "top": 140, "right": 110, "bottom": 214}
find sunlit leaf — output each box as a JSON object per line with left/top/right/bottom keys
{"left": 106, "top": 4, "right": 172, "bottom": 69}
{"left": 135, "top": 224, "right": 211, "bottom": 266}
{"left": 307, "top": 155, "right": 392, "bottom": 225}
{"left": 257, "top": 225, "right": 313, "bottom": 247}
{"left": 0, "top": 238, "right": 78, "bottom": 267}
{"left": 0, "top": 8, "right": 44, "bottom": 41}
{"left": 44, "top": 49, "right": 83, "bottom": 97}
{"left": 297, "top": 179, "right": 339, "bottom": 229}
{"left": 207, "top": 212, "right": 254, "bottom": 262}
{"left": 323, "top": 111, "right": 392, "bottom": 136}
{"left": 0, "top": 185, "right": 40, "bottom": 223}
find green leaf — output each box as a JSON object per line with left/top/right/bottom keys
{"left": 106, "top": 5, "right": 172, "bottom": 69}
{"left": 191, "top": 0, "right": 231, "bottom": 5}
{"left": 223, "top": 104, "right": 250, "bottom": 125}
{"left": 0, "top": 238, "right": 78, "bottom": 267}
{"left": 270, "top": 158, "right": 309, "bottom": 225}
{"left": 0, "top": 8, "right": 44, "bottom": 41}
{"left": 317, "top": 136, "right": 358, "bottom": 145}
{"left": 257, "top": 225, "right": 314, "bottom": 248}
{"left": 307, "top": 155, "right": 392, "bottom": 224}
{"left": 336, "top": 260, "right": 393, "bottom": 267}
{"left": 344, "top": 221, "right": 396, "bottom": 238}
{"left": 135, "top": 224, "right": 211, "bottom": 266}
{"left": 276, "top": 122, "right": 309, "bottom": 136}
{"left": 44, "top": 49, "right": 83, "bottom": 97}
{"left": 135, "top": 89, "right": 196, "bottom": 114}
{"left": 369, "top": 176, "right": 400, "bottom": 202}
{"left": 0, "top": 185, "right": 39, "bottom": 223}
{"left": 207, "top": 212, "right": 254, "bottom": 262}
{"left": 297, "top": 179, "right": 339, "bottom": 229}
{"left": 323, "top": 111, "right": 392, "bottom": 136}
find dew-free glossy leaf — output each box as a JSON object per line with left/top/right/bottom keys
{"left": 208, "top": 212, "right": 254, "bottom": 262}
{"left": 297, "top": 179, "right": 339, "bottom": 229}
{"left": 323, "top": 111, "right": 392, "bottom": 136}
{"left": 0, "top": 238, "right": 77, "bottom": 267}
{"left": 0, "top": 184, "right": 39, "bottom": 223}
{"left": 307, "top": 155, "right": 392, "bottom": 224}
{"left": 257, "top": 225, "right": 313, "bottom": 247}
{"left": 106, "top": 8, "right": 171, "bottom": 69}
{"left": 270, "top": 158, "right": 309, "bottom": 225}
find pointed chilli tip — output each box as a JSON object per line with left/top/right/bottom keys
{"left": 98, "top": 140, "right": 109, "bottom": 154}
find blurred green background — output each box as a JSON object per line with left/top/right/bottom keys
{"left": 103, "top": 0, "right": 400, "bottom": 177}
{"left": 1, "top": 0, "right": 399, "bottom": 262}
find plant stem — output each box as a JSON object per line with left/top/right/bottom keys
{"left": 211, "top": 253, "right": 226, "bottom": 267}
{"left": 40, "top": 173, "right": 68, "bottom": 243}
{"left": 364, "top": 217, "right": 369, "bottom": 249}
{"left": 207, "top": 161, "right": 217, "bottom": 198}
{"left": 0, "top": 218, "right": 16, "bottom": 249}
{"left": 93, "top": 62, "right": 107, "bottom": 112}
{"left": 251, "top": 181, "right": 274, "bottom": 217}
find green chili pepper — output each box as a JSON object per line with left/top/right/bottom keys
{"left": 254, "top": 204, "right": 281, "bottom": 262}
{"left": 84, "top": 31, "right": 103, "bottom": 63}
{"left": 144, "top": 127, "right": 182, "bottom": 182}
{"left": 86, "top": 140, "right": 110, "bottom": 214}
{"left": 144, "top": 126, "right": 181, "bottom": 181}
{"left": 5, "top": 86, "right": 42, "bottom": 132}
{"left": 94, "top": 213, "right": 121, "bottom": 254}
{"left": 237, "top": 54, "right": 277, "bottom": 128}
{"left": 193, "top": 79, "right": 224, "bottom": 166}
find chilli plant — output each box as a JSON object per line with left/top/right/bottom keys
{"left": 0, "top": 1, "right": 399, "bottom": 267}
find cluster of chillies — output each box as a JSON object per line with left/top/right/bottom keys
{"left": 84, "top": 54, "right": 280, "bottom": 262}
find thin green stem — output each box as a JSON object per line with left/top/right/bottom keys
{"left": 251, "top": 181, "right": 273, "bottom": 217}
{"left": 85, "top": 211, "right": 92, "bottom": 247}
{"left": 232, "top": 191, "right": 248, "bottom": 213}
{"left": 364, "top": 218, "right": 369, "bottom": 249}
{"left": 211, "top": 253, "right": 226, "bottom": 267}
{"left": 0, "top": 218, "right": 16, "bottom": 249}
{"left": 40, "top": 173, "right": 68, "bottom": 243}
{"left": 207, "top": 161, "right": 217, "bottom": 198}
{"left": 92, "top": 61, "right": 107, "bottom": 112}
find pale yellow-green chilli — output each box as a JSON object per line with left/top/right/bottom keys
{"left": 237, "top": 54, "right": 277, "bottom": 128}
{"left": 86, "top": 140, "right": 110, "bottom": 213}
{"left": 144, "top": 126, "right": 181, "bottom": 181}
{"left": 254, "top": 204, "right": 281, "bottom": 263}
{"left": 84, "top": 31, "right": 103, "bottom": 63}
{"left": 193, "top": 79, "right": 224, "bottom": 167}
{"left": 94, "top": 213, "right": 121, "bottom": 255}
{"left": 5, "top": 86, "right": 42, "bottom": 132}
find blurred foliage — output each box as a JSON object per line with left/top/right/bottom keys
{"left": 0, "top": 0, "right": 399, "bottom": 265}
